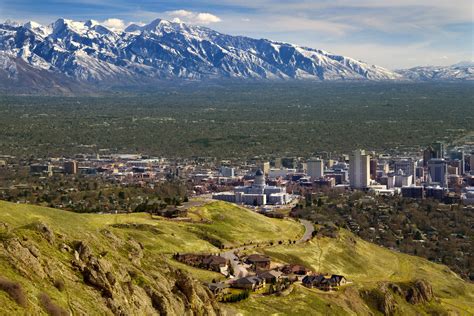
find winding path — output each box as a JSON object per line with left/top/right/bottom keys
{"left": 297, "top": 219, "right": 315, "bottom": 243}
{"left": 220, "top": 219, "right": 314, "bottom": 278}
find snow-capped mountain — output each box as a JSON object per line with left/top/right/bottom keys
{"left": 1, "top": 18, "right": 472, "bottom": 92}
{"left": 0, "top": 18, "right": 403, "bottom": 86}
{"left": 396, "top": 62, "right": 474, "bottom": 81}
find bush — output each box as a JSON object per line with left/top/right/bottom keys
{"left": 53, "top": 279, "right": 65, "bottom": 292}
{"left": 39, "top": 292, "right": 68, "bottom": 316}
{"left": 0, "top": 277, "right": 27, "bottom": 307}
{"left": 222, "top": 290, "right": 250, "bottom": 303}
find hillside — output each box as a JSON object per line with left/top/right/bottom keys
{"left": 0, "top": 200, "right": 301, "bottom": 314}
{"left": 0, "top": 200, "right": 472, "bottom": 315}
{"left": 396, "top": 62, "right": 473, "bottom": 81}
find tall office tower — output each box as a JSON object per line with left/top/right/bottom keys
{"left": 432, "top": 141, "right": 445, "bottom": 159}
{"left": 274, "top": 157, "right": 282, "bottom": 168}
{"left": 369, "top": 158, "right": 378, "bottom": 180}
{"left": 307, "top": 158, "right": 324, "bottom": 180}
{"left": 64, "top": 161, "right": 78, "bottom": 175}
{"left": 394, "top": 159, "right": 416, "bottom": 184}
{"left": 349, "top": 149, "right": 371, "bottom": 189}
{"left": 423, "top": 146, "right": 436, "bottom": 167}
{"left": 427, "top": 159, "right": 448, "bottom": 187}
{"left": 470, "top": 153, "right": 474, "bottom": 173}
{"left": 449, "top": 150, "right": 465, "bottom": 175}
{"left": 219, "top": 166, "right": 235, "bottom": 177}
{"left": 326, "top": 159, "right": 335, "bottom": 169}
{"left": 258, "top": 161, "right": 270, "bottom": 176}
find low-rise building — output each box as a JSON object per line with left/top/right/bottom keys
{"left": 231, "top": 276, "right": 266, "bottom": 291}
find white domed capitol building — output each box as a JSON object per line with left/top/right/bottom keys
{"left": 212, "top": 169, "right": 292, "bottom": 206}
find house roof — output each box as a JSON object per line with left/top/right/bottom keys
{"left": 283, "top": 264, "right": 310, "bottom": 273}
{"left": 330, "top": 275, "right": 346, "bottom": 281}
{"left": 258, "top": 270, "right": 283, "bottom": 279}
{"left": 247, "top": 254, "right": 271, "bottom": 263}
{"left": 234, "top": 276, "right": 264, "bottom": 285}
{"left": 203, "top": 255, "right": 227, "bottom": 265}
{"left": 302, "top": 274, "right": 326, "bottom": 284}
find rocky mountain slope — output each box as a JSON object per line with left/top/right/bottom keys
{"left": 0, "top": 18, "right": 402, "bottom": 89}
{"left": 396, "top": 61, "right": 474, "bottom": 81}
{"left": 0, "top": 200, "right": 472, "bottom": 315}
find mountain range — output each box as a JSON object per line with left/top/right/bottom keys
{"left": 0, "top": 18, "right": 472, "bottom": 93}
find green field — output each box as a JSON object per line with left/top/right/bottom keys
{"left": 0, "top": 200, "right": 472, "bottom": 315}
{"left": 233, "top": 230, "right": 474, "bottom": 315}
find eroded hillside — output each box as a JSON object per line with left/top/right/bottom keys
{"left": 0, "top": 200, "right": 472, "bottom": 315}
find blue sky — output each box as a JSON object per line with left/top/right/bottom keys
{"left": 1, "top": 0, "right": 472, "bottom": 69}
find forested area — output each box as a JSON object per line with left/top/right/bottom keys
{"left": 0, "top": 82, "right": 472, "bottom": 158}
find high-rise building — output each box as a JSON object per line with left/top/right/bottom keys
{"left": 369, "top": 158, "right": 378, "bottom": 180}
{"left": 432, "top": 141, "right": 445, "bottom": 159}
{"left": 64, "top": 161, "right": 78, "bottom": 174}
{"left": 326, "top": 159, "right": 335, "bottom": 169}
{"left": 427, "top": 159, "right": 448, "bottom": 187}
{"left": 274, "top": 158, "right": 282, "bottom": 169}
{"left": 307, "top": 158, "right": 324, "bottom": 180}
{"left": 394, "top": 159, "right": 416, "bottom": 184}
{"left": 449, "top": 150, "right": 465, "bottom": 174}
{"left": 470, "top": 153, "right": 474, "bottom": 173}
{"left": 219, "top": 166, "right": 235, "bottom": 177}
{"left": 423, "top": 146, "right": 436, "bottom": 167}
{"left": 258, "top": 161, "right": 270, "bottom": 176}
{"left": 349, "top": 149, "right": 371, "bottom": 189}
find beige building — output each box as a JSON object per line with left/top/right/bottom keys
{"left": 258, "top": 161, "right": 270, "bottom": 176}
{"left": 64, "top": 161, "right": 78, "bottom": 175}
{"left": 307, "top": 158, "right": 324, "bottom": 180}
{"left": 349, "top": 149, "right": 371, "bottom": 189}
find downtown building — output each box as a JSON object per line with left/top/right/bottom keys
{"left": 307, "top": 158, "right": 324, "bottom": 180}
{"left": 427, "top": 159, "right": 448, "bottom": 187}
{"left": 212, "top": 169, "right": 292, "bottom": 206}
{"left": 349, "top": 149, "right": 371, "bottom": 189}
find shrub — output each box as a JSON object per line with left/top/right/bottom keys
{"left": 53, "top": 279, "right": 65, "bottom": 292}
{"left": 0, "top": 277, "right": 27, "bottom": 307}
{"left": 39, "top": 292, "right": 68, "bottom": 316}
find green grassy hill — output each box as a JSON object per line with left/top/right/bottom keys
{"left": 234, "top": 230, "right": 474, "bottom": 315}
{"left": 0, "top": 200, "right": 472, "bottom": 315}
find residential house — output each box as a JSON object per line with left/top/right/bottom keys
{"left": 246, "top": 254, "right": 271, "bottom": 271}
{"left": 330, "top": 275, "right": 347, "bottom": 287}
{"left": 202, "top": 255, "right": 229, "bottom": 274}
{"left": 257, "top": 270, "right": 283, "bottom": 283}
{"left": 302, "top": 274, "right": 326, "bottom": 289}
{"left": 173, "top": 253, "right": 229, "bottom": 274}
{"left": 302, "top": 274, "right": 347, "bottom": 291}
{"left": 206, "top": 282, "right": 230, "bottom": 296}
{"left": 281, "top": 264, "right": 311, "bottom": 276}
{"left": 231, "top": 276, "right": 266, "bottom": 291}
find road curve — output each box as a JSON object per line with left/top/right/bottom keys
{"left": 298, "top": 219, "right": 315, "bottom": 243}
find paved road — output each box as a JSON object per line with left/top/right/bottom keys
{"left": 221, "top": 249, "right": 249, "bottom": 279}
{"left": 298, "top": 219, "right": 315, "bottom": 243}
{"left": 220, "top": 219, "right": 314, "bottom": 278}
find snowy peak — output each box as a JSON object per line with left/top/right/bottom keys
{"left": 1, "top": 17, "right": 471, "bottom": 87}
{"left": 23, "top": 21, "right": 52, "bottom": 37}
{"left": 396, "top": 62, "right": 474, "bottom": 81}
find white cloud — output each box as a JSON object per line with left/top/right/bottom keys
{"left": 101, "top": 18, "right": 127, "bottom": 31}
{"left": 165, "top": 10, "right": 221, "bottom": 25}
